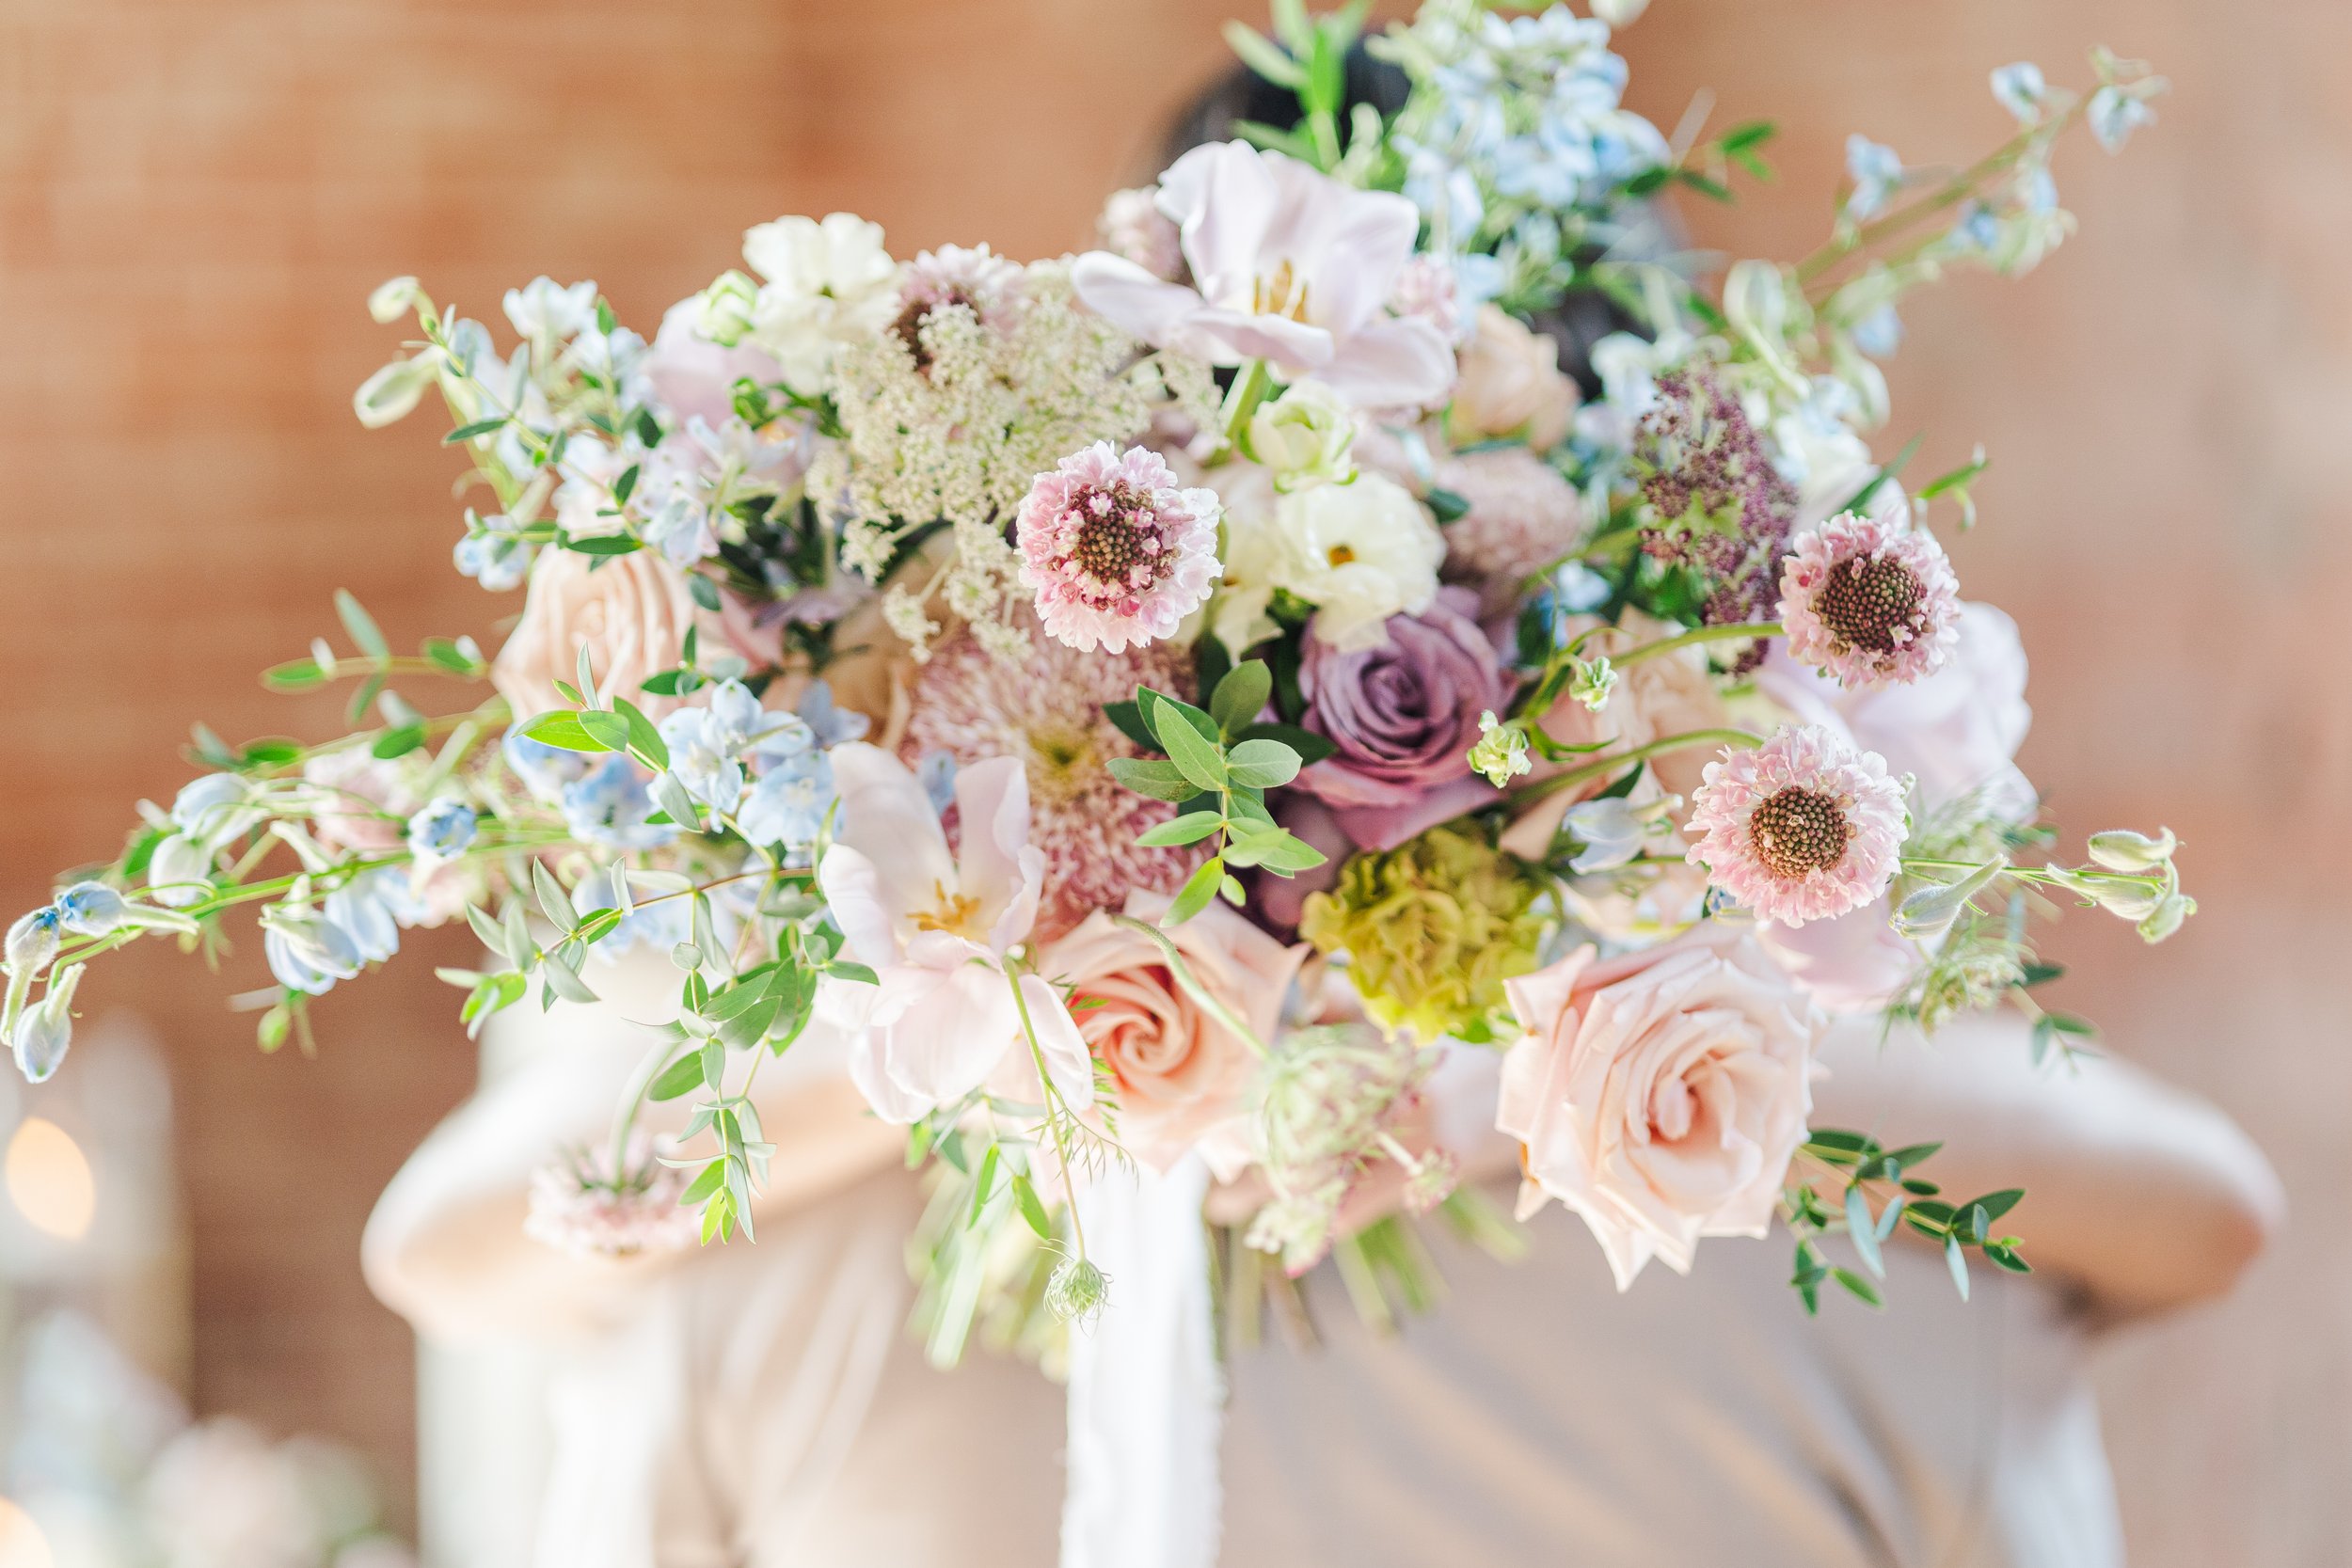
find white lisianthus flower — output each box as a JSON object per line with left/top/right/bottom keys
{"left": 1249, "top": 380, "right": 1357, "bottom": 492}
{"left": 1273, "top": 473, "right": 1443, "bottom": 652}
{"left": 502, "top": 277, "right": 599, "bottom": 351}
{"left": 739, "top": 213, "right": 899, "bottom": 391}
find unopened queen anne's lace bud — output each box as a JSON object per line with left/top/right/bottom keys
{"left": 1044, "top": 1255, "right": 1111, "bottom": 1323}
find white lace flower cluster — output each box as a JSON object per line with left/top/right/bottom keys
{"left": 812, "top": 260, "right": 1216, "bottom": 661}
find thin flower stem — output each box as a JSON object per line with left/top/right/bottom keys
{"left": 1006, "top": 961, "right": 1088, "bottom": 1259}
{"left": 1608, "top": 620, "right": 1784, "bottom": 668}
{"left": 1219, "top": 358, "right": 1272, "bottom": 451}
{"left": 1509, "top": 727, "right": 1766, "bottom": 806}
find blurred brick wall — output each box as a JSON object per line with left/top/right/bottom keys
{"left": 0, "top": 0, "right": 2342, "bottom": 1559}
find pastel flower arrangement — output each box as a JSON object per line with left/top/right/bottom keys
{"left": 8, "top": 0, "right": 2184, "bottom": 1376}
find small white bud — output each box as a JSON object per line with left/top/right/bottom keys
{"left": 2085, "top": 827, "right": 2176, "bottom": 872}
{"left": 696, "top": 269, "right": 760, "bottom": 348}
{"left": 1569, "top": 655, "right": 1616, "bottom": 714}
{"left": 1467, "top": 712, "right": 1533, "bottom": 789}
{"left": 1248, "top": 379, "right": 1357, "bottom": 492}
{"left": 368, "top": 276, "right": 424, "bottom": 325}
{"left": 1893, "top": 858, "right": 2008, "bottom": 940}
{"left": 12, "top": 963, "right": 82, "bottom": 1084}
{"left": 5, "top": 908, "right": 60, "bottom": 978}
{"left": 354, "top": 352, "right": 443, "bottom": 430}
{"left": 2137, "top": 888, "right": 2195, "bottom": 943}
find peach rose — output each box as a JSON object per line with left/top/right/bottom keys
{"left": 1449, "top": 304, "right": 1578, "bottom": 450}
{"left": 491, "top": 546, "right": 697, "bottom": 722}
{"left": 1040, "top": 890, "right": 1305, "bottom": 1172}
{"left": 1498, "top": 924, "right": 1824, "bottom": 1289}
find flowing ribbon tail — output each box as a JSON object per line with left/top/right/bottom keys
{"left": 1059, "top": 1154, "right": 1223, "bottom": 1568}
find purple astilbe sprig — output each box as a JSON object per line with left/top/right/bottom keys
{"left": 1632, "top": 367, "right": 1800, "bottom": 663}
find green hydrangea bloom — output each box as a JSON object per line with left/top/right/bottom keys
{"left": 1298, "top": 824, "right": 1548, "bottom": 1045}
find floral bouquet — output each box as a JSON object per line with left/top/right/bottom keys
{"left": 5, "top": 0, "right": 2178, "bottom": 1540}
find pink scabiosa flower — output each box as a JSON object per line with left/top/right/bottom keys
{"left": 1778, "top": 511, "right": 1961, "bottom": 688}
{"left": 523, "top": 1136, "right": 700, "bottom": 1259}
{"left": 902, "top": 621, "right": 1204, "bottom": 942}
{"left": 891, "top": 243, "right": 1024, "bottom": 370}
{"left": 1686, "top": 725, "right": 1907, "bottom": 927}
{"left": 1014, "top": 441, "right": 1222, "bottom": 654}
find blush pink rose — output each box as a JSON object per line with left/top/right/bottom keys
{"left": 1040, "top": 889, "right": 1305, "bottom": 1172}
{"left": 492, "top": 546, "right": 697, "bottom": 722}
{"left": 1498, "top": 924, "right": 1824, "bottom": 1289}
{"left": 1449, "top": 305, "right": 1578, "bottom": 450}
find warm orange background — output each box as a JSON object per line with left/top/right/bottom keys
{"left": 1, "top": 0, "right": 2342, "bottom": 1557}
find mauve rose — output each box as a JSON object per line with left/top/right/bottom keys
{"left": 1295, "top": 587, "right": 1511, "bottom": 851}
{"left": 1499, "top": 923, "right": 1824, "bottom": 1289}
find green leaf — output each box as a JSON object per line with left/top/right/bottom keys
{"left": 1135, "top": 810, "right": 1225, "bottom": 848}
{"left": 1235, "top": 721, "right": 1335, "bottom": 766}
{"left": 1675, "top": 167, "right": 1735, "bottom": 203}
{"left": 2017, "top": 961, "right": 2066, "bottom": 989}
{"left": 1835, "top": 433, "right": 1924, "bottom": 517}
{"left": 650, "top": 771, "right": 703, "bottom": 833}
{"left": 1846, "top": 1185, "right": 1884, "bottom": 1277}
{"left": 1106, "top": 756, "right": 1200, "bottom": 803}
{"left": 1103, "top": 700, "right": 1158, "bottom": 752}
{"left": 564, "top": 533, "right": 644, "bottom": 557}
{"left": 334, "top": 589, "right": 389, "bottom": 660}
{"left": 1224, "top": 736, "right": 1300, "bottom": 789}
{"left": 648, "top": 1051, "right": 707, "bottom": 1101}
{"left": 541, "top": 948, "right": 598, "bottom": 1005}
{"left": 1010, "top": 1171, "right": 1052, "bottom": 1238}
{"left": 1425, "top": 486, "right": 1470, "bottom": 524}
{"left": 826, "top": 961, "right": 880, "bottom": 986}
{"left": 1165, "top": 855, "right": 1224, "bottom": 927}
{"left": 1717, "top": 119, "right": 1777, "bottom": 153}
{"left": 422, "top": 637, "right": 482, "bottom": 675}
{"left": 263, "top": 658, "right": 327, "bottom": 691}
{"left": 1829, "top": 1267, "right": 1883, "bottom": 1308}
{"left": 463, "top": 902, "right": 506, "bottom": 954}
{"left": 1222, "top": 21, "right": 1305, "bottom": 87}
{"left": 905, "top": 1120, "right": 934, "bottom": 1169}
{"left": 1967, "top": 1188, "right": 2025, "bottom": 1224}
{"left": 257, "top": 1004, "right": 291, "bottom": 1053}
{"left": 1945, "top": 1234, "right": 1970, "bottom": 1301}
{"left": 700, "top": 1038, "right": 726, "bottom": 1092}
{"left": 441, "top": 416, "right": 509, "bottom": 444}
{"left": 1209, "top": 659, "right": 1273, "bottom": 737}
{"left": 680, "top": 1159, "right": 725, "bottom": 1205}
{"left": 532, "top": 860, "right": 573, "bottom": 932}
{"left": 578, "top": 710, "right": 633, "bottom": 752}
{"left": 967, "top": 1144, "right": 1001, "bottom": 1227}
{"left": 521, "top": 711, "right": 608, "bottom": 752}
{"left": 1916, "top": 448, "right": 1991, "bottom": 500}
{"left": 612, "top": 463, "right": 641, "bottom": 504}
{"left": 1154, "top": 708, "right": 1229, "bottom": 794}
{"left": 1983, "top": 1243, "right": 2032, "bottom": 1275}
{"left": 372, "top": 722, "right": 427, "bottom": 760}
{"left": 614, "top": 697, "right": 670, "bottom": 769}
{"left": 688, "top": 574, "right": 722, "bottom": 612}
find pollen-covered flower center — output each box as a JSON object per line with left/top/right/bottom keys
{"left": 1747, "top": 786, "right": 1851, "bottom": 880}
{"left": 912, "top": 879, "right": 985, "bottom": 937}
{"left": 1066, "top": 485, "right": 1162, "bottom": 590}
{"left": 1249, "top": 260, "right": 1312, "bottom": 322}
{"left": 1817, "top": 554, "right": 1924, "bottom": 654}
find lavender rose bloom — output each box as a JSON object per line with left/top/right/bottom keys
{"left": 1295, "top": 588, "right": 1511, "bottom": 850}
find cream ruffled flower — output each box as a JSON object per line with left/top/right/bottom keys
{"left": 739, "top": 212, "right": 900, "bottom": 390}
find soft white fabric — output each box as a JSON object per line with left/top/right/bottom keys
{"left": 1219, "top": 1192, "right": 2121, "bottom": 1568}
{"left": 1061, "top": 1156, "right": 1223, "bottom": 1568}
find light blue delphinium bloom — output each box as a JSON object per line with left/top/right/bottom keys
{"left": 914, "top": 751, "right": 959, "bottom": 817}
{"left": 406, "top": 798, "right": 479, "bottom": 862}
{"left": 1950, "top": 200, "right": 2004, "bottom": 254}
{"left": 325, "top": 867, "right": 425, "bottom": 966}
{"left": 454, "top": 514, "right": 537, "bottom": 592}
{"left": 263, "top": 909, "right": 365, "bottom": 996}
{"left": 145, "top": 832, "right": 220, "bottom": 911}
{"left": 169, "top": 774, "right": 250, "bottom": 841}
{"left": 2087, "top": 86, "right": 2155, "bottom": 153}
{"left": 794, "top": 680, "right": 869, "bottom": 750}
{"left": 1851, "top": 303, "right": 1904, "bottom": 359}
{"left": 12, "top": 963, "right": 82, "bottom": 1084}
{"left": 659, "top": 680, "right": 814, "bottom": 812}
{"left": 736, "top": 752, "right": 836, "bottom": 852}
{"left": 570, "top": 875, "right": 691, "bottom": 963}
{"left": 503, "top": 724, "right": 593, "bottom": 804}
{"left": 1990, "top": 61, "right": 2047, "bottom": 124}
{"left": 1563, "top": 797, "right": 1647, "bottom": 873}
{"left": 1844, "top": 135, "right": 1903, "bottom": 222}
{"left": 53, "top": 883, "right": 130, "bottom": 938}
{"left": 562, "top": 757, "right": 677, "bottom": 852}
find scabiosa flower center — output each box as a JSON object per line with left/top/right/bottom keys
{"left": 1747, "top": 785, "right": 1853, "bottom": 881}
{"left": 1069, "top": 484, "right": 1162, "bottom": 587}
{"left": 889, "top": 287, "right": 979, "bottom": 373}
{"left": 1816, "top": 553, "right": 1925, "bottom": 654}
